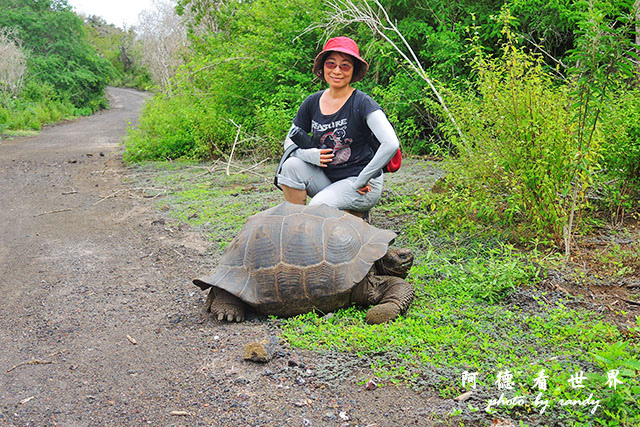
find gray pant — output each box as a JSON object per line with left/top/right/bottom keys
{"left": 276, "top": 157, "right": 383, "bottom": 212}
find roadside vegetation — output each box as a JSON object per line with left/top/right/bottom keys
{"left": 128, "top": 156, "right": 639, "bottom": 426}
{"left": 0, "top": 0, "right": 153, "bottom": 136}
{"left": 0, "top": 0, "right": 114, "bottom": 134}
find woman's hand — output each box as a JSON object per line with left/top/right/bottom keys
{"left": 356, "top": 183, "right": 372, "bottom": 195}
{"left": 319, "top": 148, "right": 334, "bottom": 167}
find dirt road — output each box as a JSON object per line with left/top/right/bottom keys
{"left": 0, "top": 87, "right": 456, "bottom": 426}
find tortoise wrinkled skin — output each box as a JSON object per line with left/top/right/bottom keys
{"left": 193, "top": 202, "right": 414, "bottom": 324}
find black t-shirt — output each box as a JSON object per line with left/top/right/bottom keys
{"left": 293, "top": 89, "right": 382, "bottom": 182}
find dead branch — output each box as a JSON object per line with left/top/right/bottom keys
{"left": 226, "top": 162, "right": 267, "bottom": 179}
{"left": 226, "top": 120, "right": 242, "bottom": 176}
{"left": 194, "top": 159, "right": 222, "bottom": 178}
{"left": 134, "top": 187, "right": 167, "bottom": 199}
{"left": 234, "top": 157, "right": 270, "bottom": 175}
{"left": 7, "top": 359, "right": 54, "bottom": 373}
{"left": 33, "top": 208, "right": 73, "bottom": 217}
{"left": 19, "top": 396, "right": 35, "bottom": 405}
{"left": 94, "top": 189, "right": 126, "bottom": 205}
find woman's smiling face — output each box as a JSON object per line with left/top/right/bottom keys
{"left": 323, "top": 52, "right": 354, "bottom": 89}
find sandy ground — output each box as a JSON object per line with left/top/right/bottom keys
{"left": 0, "top": 87, "right": 467, "bottom": 426}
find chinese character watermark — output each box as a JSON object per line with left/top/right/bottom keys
{"left": 462, "top": 371, "right": 478, "bottom": 390}
{"left": 495, "top": 369, "right": 514, "bottom": 390}
{"left": 606, "top": 369, "right": 623, "bottom": 390}
{"left": 568, "top": 370, "right": 587, "bottom": 389}
{"left": 533, "top": 369, "right": 548, "bottom": 391}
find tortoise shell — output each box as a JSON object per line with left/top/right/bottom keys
{"left": 193, "top": 202, "right": 396, "bottom": 316}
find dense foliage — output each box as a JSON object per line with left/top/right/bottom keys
{"left": 124, "top": 0, "right": 326, "bottom": 162}
{"left": 83, "top": 15, "right": 153, "bottom": 90}
{"left": 0, "top": 0, "right": 115, "bottom": 132}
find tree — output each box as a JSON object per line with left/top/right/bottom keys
{"left": 137, "top": 0, "right": 187, "bottom": 90}
{"left": 0, "top": 0, "right": 115, "bottom": 110}
{"left": 0, "top": 28, "right": 26, "bottom": 97}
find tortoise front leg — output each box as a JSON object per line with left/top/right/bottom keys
{"left": 206, "top": 288, "right": 247, "bottom": 322}
{"left": 363, "top": 275, "right": 414, "bottom": 325}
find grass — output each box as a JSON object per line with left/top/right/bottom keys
{"left": 128, "top": 159, "right": 282, "bottom": 251}
{"left": 0, "top": 129, "right": 40, "bottom": 138}
{"left": 129, "top": 158, "right": 639, "bottom": 426}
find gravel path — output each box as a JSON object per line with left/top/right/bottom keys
{"left": 0, "top": 87, "right": 458, "bottom": 426}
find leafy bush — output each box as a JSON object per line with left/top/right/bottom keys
{"left": 438, "top": 35, "right": 599, "bottom": 245}
{"left": 123, "top": 94, "right": 203, "bottom": 162}
{"left": 426, "top": 3, "right": 638, "bottom": 250}
{"left": 0, "top": 0, "right": 114, "bottom": 107}
{"left": 125, "top": 0, "right": 323, "bottom": 161}
{"left": 598, "top": 88, "right": 640, "bottom": 222}
{"left": 83, "top": 15, "right": 153, "bottom": 91}
{"left": 0, "top": 80, "right": 76, "bottom": 132}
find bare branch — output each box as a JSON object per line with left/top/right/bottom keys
{"left": 226, "top": 120, "right": 242, "bottom": 176}
{"left": 0, "top": 28, "right": 27, "bottom": 97}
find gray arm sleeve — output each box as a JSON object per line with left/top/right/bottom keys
{"left": 284, "top": 124, "right": 321, "bottom": 166}
{"left": 352, "top": 109, "right": 399, "bottom": 189}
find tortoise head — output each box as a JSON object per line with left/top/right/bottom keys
{"left": 374, "top": 248, "right": 414, "bottom": 279}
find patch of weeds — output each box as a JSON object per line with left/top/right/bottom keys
{"left": 0, "top": 129, "right": 40, "bottom": 138}
{"left": 593, "top": 242, "right": 640, "bottom": 278}
{"left": 128, "top": 159, "right": 282, "bottom": 250}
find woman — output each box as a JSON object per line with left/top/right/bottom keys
{"left": 276, "top": 36, "right": 400, "bottom": 217}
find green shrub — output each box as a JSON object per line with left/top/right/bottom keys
{"left": 599, "top": 88, "right": 640, "bottom": 221}
{"left": 439, "top": 45, "right": 599, "bottom": 245}
{"left": 123, "top": 94, "right": 200, "bottom": 162}
{"left": 124, "top": 0, "right": 322, "bottom": 162}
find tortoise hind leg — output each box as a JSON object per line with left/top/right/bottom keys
{"left": 206, "top": 288, "right": 247, "bottom": 322}
{"left": 364, "top": 276, "right": 414, "bottom": 325}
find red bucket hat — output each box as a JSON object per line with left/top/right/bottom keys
{"left": 313, "top": 36, "right": 369, "bottom": 83}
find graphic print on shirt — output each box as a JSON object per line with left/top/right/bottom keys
{"left": 318, "top": 127, "right": 353, "bottom": 165}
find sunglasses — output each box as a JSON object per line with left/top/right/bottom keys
{"left": 324, "top": 60, "right": 353, "bottom": 72}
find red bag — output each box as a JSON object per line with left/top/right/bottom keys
{"left": 385, "top": 148, "right": 402, "bottom": 173}
{"left": 370, "top": 131, "right": 402, "bottom": 173}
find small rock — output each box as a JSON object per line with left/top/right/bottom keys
{"left": 244, "top": 336, "right": 279, "bottom": 363}
{"left": 323, "top": 411, "right": 336, "bottom": 420}
{"left": 323, "top": 312, "right": 334, "bottom": 320}
{"left": 454, "top": 390, "right": 473, "bottom": 402}
{"left": 234, "top": 377, "right": 250, "bottom": 385}
{"left": 365, "top": 379, "right": 377, "bottom": 390}
{"left": 288, "top": 355, "right": 300, "bottom": 367}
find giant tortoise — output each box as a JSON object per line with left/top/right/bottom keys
{"left": 192, "top": 202, "right": 414, "bottom": 324}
